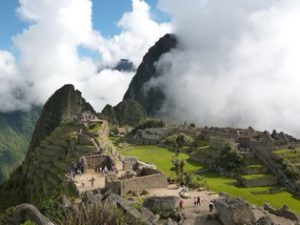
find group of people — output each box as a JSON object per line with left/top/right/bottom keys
{"left": 95, "top": 165, "right": 109, "bottom": 175}
{"left": 179, "top": 197, "right": 214, "bottom": 213}
{"left": 94, "top": 164, "right": 118, "bottom": 175}
{"left": 70, "top": 161, "right": 85, "bottom": 178}
{"left": 193, "top": 196, "right": 201, "bottom": 206}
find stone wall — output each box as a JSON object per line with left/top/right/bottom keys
{"left": 239, "top": 176, "right": 277, "bottom": 187}
{"left": 83, "top": 155, "right": 114, "bottom": 170}
{"left": 106, "top": 173, "right": 168, "bottom": 196}
{"left": 241, "top": 166, "right": 268, "bottom": 175}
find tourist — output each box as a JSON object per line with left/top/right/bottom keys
{"left": 90, "top": 177, "right": 95, "bottom": 187}
{"left": 104, "top": 166, "right": 108, "bottom": 175}
{"left": 81, "top": 179, "right": 85, "bottom": 188}
{"left": 209, "top": 201, "right": 214, "bottom": 213}
{"left": 197, "top": 196, "right": 201, "bottom": 206}
{"left": 179, "top": 199, "right": 184, "bottom": 210}
{"left": 193, "top": 197, "right": 197, "bottom": 207}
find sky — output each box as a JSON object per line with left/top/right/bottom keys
{"left": 0, "top": 0, "right": 171, "bottom": 113}
{"left": 1, "top": 0, "right": 300, "bottom": 136}
{"left": 0, "top": 0, "right": 168, "bottom": 51}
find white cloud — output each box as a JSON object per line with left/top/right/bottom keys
{"left": 155, "top": 0, "right": 300, "bottom": 136}
{"left": 0, "top": 0, "right": 170, "bottom": 112}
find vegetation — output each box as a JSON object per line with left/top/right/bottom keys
{"left": 219, "top": 145, "right": 245, "bottom": 172}
{"left": 57, "top": 202, "right": 142, "bottom": 225}
{"left": 101, "top": 100, "right": 147, "bottom": 127}
{"left": 131, "top": 119, "right": 165, "bottom": 134}
{"left": 122, "top": 145, "right": 300, "bottom": 213}
{"left": 272, "top": 148, "right": 300, "bottom": 181}
{"left": 122, "top": 145, "right": 203, "bottom": 177}
{"left": 0, "top": 108, "right": 40, "bottom": 183}
{"left": 21, "top": 221, "right": 37, "bottom": 225}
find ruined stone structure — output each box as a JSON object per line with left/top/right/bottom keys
{"left": 81, "top": 154, "right": 115, "bottom": 170}
{"left": 105, "top": 168, "right": 168, "bottom": 196}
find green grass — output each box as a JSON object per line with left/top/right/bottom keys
{"left": 241, "top": 173, "right": 273, "bottom": 180}
{"left": 204, "top": 173, "right": 300, "bottom": 214}
{"left": 247, "top": 164, "right": 264, "bottom": 169}
{"left": 122, "top": 145, "right": 204, "bottom": 177}
{"left": 121, "top": 145, "right": 300, "bottom": 214}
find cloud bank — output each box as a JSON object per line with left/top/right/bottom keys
{"left": 155, "top": 0, "right": 300, "bottom": 136}
{"left": 0, "top": 0, "right": 170, "bottom": 112}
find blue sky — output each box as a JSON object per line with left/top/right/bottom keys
{"left": 0, "top": 0, "right": 169, "bottom": 50}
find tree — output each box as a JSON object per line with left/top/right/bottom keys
{"left": 171, "top": 157, "right": 185, "bottom": 183}
{"left": 175, "top": 134, "right": 185, "bottom": 156}
{"left": 219, "top": 144, "right": 245, "bottom": 172}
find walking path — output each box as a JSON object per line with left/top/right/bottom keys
{"left": 147, "top": 185, "right": 221, "bottom": 225}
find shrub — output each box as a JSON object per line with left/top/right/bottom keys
{"left": 219, "top": 145, "right": 245, "bottom": 172}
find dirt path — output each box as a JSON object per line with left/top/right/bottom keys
{"left": 147, "top": 186, "right": 221, "bottom": 225}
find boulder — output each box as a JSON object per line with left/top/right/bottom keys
{"left": 143, "top": 196, "right": 179, "bottom": 219}
{"left": 164, "top": 218, "right": 178, "bottom": 225}
{"left": 213, "top": 197, "right": 256, "bottom": 225}
{"left": 0, "top": 204, "right": 53, "bottom": 225}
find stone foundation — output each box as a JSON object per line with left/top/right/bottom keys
{"left": 106, "top": 173, "right": 168, "bottom": 196}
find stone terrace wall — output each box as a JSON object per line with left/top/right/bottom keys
{"left": 106, "top": 173, "right": 168, "bottom": 196}
{"left": 239, "top": 176, "right": 277, "bottom": 187}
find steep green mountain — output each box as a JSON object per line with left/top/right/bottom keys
{"left": 0, "top": 108, "right": 40, "bottom": 183}
{"left": 123, "top": 33, "right": 177, "bottom": 116}
{"left": 101, "top": 99, "right": 147, "bottom": 126}
{"left": 0, "top": 84, "right": 99, "bottom": 211}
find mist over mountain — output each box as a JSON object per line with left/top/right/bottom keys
{"left": 147, "top": 0, "right": 300, "bottom": 137}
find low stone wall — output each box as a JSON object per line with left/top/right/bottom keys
{"left": 241, "top": 166, "right": 268, "bottom": 175}
{"left": 106, "top": 173, "right": 168, "bottom": 196}
{"left": 264, "top": 203, "right": 299, "bottom": 221}
{"left": 239, "top": 175, "right": 277, "bottom": 187}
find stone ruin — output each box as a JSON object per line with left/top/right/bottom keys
{"left": 81, "top": 153, "right": 115, "bottom": 171}
{"left": 105, "top": 157, "right": 168, "bottom": 196}
{"left": 213, "top": 197, "right": 256, "bottom": 225}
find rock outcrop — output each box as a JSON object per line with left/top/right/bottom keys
{"left": 143, "top": 196, "right": 179, "bottom": 219}
{"left": 123, "top": 34, "right": 177, "bottom": 116}
{"left": 101, "top": 100, "right": 147, "bottom": 127}
{"left": 0, "top": 203, "right": 53, "bottom": 225}
{"left": 213, "top": 197, "right": 256, "bottom": 225}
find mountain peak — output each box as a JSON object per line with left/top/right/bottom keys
{"left": 28, "top": 84, "right": 95, "bottom": 151}
{"left": 123, "top": 33, "right": 177, "bottom": 116}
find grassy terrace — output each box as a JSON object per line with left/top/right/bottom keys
{"left": 241, "top": 173, "right": 274, "bottom": 180}
{"left": 122, "top": 145, "right": 203, "bottom": 177}
{"left": 122, "top": 145, "right": 300, "bottom": 214}
{"left": 247, "top": 164, "right": 264, "bottom": 169}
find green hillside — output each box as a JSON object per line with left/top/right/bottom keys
{"left": 0, "top": 108, "right": 40, "bottom": 183}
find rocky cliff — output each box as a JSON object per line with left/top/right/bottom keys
{"left": 123, "top": 33, "right": 177, "bottom": 116}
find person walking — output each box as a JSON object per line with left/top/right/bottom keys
{"left": 197, "top": 196, "right": 201, "bottom": 206}
{"left": 90, "top": 177, "right": 95, "bottom": 187}
{"left": 193, "top": 197, "right": 197, "bottom": 207}
{"left": 209, "top": 201, "right": 214, "bottom": 213}
{"left": 179, "top": 199, "right": 184, "bottom": 210}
